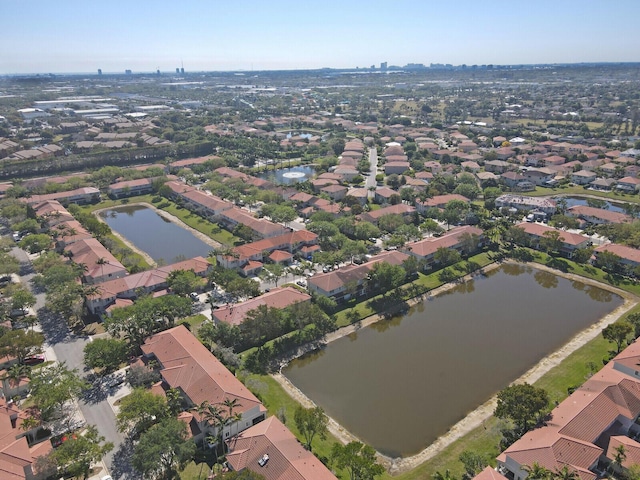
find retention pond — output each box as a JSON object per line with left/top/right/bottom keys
{"left": 283, "top": 264, "right": 624, "bottom": 458}
{"left": 99, "top": 205, "right": 213, "bottom": 264}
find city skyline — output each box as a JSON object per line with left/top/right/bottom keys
{"left": 2, "top": 0, "right": 640, "bottom": 75}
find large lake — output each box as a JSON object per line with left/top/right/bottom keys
{"left": 283, "top": 264, "right": 623, "bottom": 458}
{"left": 99, "top": 205, "right": 213, "bottom": 264}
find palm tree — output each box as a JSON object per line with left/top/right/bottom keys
{"left": 96, "top": 257, "right": 108, "bottom": 281}
{"left": 20, "top": 415, "right": 40, "bottom": 445}
{"left": 610, "top": 444, "right": 627, "bottom": 475}
{"left": 221, "top": 398, "right": 242, "bottom": 440}
{"left": 202, "top": 403, "right": 226, "bottom": 464}
{"left": 2, "top": 363, "right": 31, "bottom": 389}
{"left": 190, "top": 400, "right": 211, "bottom": 431}
{"left": 523, "top": 462, "right": 551, "bottom": 480}
{"left": 552, "top": 466, "right": 579, "bottom": 480}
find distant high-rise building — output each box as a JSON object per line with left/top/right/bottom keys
{"left": 381, "top": 62, "right": 388, "bottom": 71}
{"left": 125, "top": 69, "right": 132, "bottom": 75}
{"left": 176, "top": 67, "right": 180, "bottom": 74}
{"left": 157, "top": 69, "right": 160, "bottom": 75}
{"left": 180, "top": 67, "right": 184, "bottom": 74}
{"left": 97, "top": 68, "right": 102, "bottom": 75}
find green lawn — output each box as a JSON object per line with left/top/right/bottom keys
{"left": 177, "top": 314, "right": 209, "bottom": 336}
{"left": 527, "top": 186, "right": 640, "bottom": 204}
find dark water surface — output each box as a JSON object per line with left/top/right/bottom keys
{"left": 283, "top": 264, "right": 623, "bottom": 458}
{"left": 99, "top": 205, "right": 213, "bottom": 264}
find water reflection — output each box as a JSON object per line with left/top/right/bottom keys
{"left": 584, "top": 285, "right": 613, "bottom": 302}
{"left": 99, "top": 206, "right": 213, "bottom": 263}
{"left": 534, "top": 270, "right": 559, "bottom": 289}
{"left": 290, "top": 347, "right": 327, "bottom": 368}
{"left": 370, "top": 314, "right": 404, "bottom": 333}
{"left": 502, "top": 263, "right": 529, "bottom": 276}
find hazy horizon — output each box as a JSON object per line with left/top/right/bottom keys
{"left": 3, "top": 0, "right": 640, "bottom": 75}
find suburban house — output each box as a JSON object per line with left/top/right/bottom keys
{"left": 616, "top": 177, "right": 640, "bottom": 193}
{"left": 358, "top": 204, "right": 416, "bottom": 225}
{"left": 180, "top": 189, "right": 234, "bottom": 221}
{"left": 212, "top": 287, "right": 311, "bottom": 326}
{"left": 225, "top": 416, "right": 337, "bottom": 480}
{"left": 590, "top": 178, "right": 617, "bottom": 191}
{"left": 415, "top": 194, "right": 470, "bottom": 214}
{"left": 491, "top": 340, "right": 640, "bottom": 480}
{"left": 593, "top": 244, "right": 640, "bottom": 271}
{"left": 307, "top": 250, "right": 409, "bottom": 301}
{"left": 87, "top": 256, "right": 212, "bottom": 314}
{"left": 25, "top": 187, "right": 101, "bottom": 206}
{"left": 485, "top": 160, "right": 511, "bottom": 173}
{"left": 319, "top": 184, "right": 348, "bottom": 201}
{"left": 216, "top": 230, "right": 318, "bottom": 272}
{"left": 571, "top": 170, "right": 598, "bottom": 185}
{"left": 63, "top": 238, "right": 128, "bottom": 284}
{"left": 141, "top": 326, "right": 267, "bottom": 444}
{"left": 219, "top": 207, "right": 289, "bottom": 240}
{"left": 108, "top": 178, "right": 154, "bottom": 198}
{"left": 567, "top": 206, "right": 632, "bottom": 225}
{"left": 495, "top": 195, "right": 557, "bottom": 215}
{"left": 51, "top": 219, "right": 94, "bottom": 248}
{"left": 168, "top": 155, "right": 221, "bottom": 172}
{"left": 374, "top": 187, "right": 399, "bottom": 204}
{"left": 522, "top": 168, "right": 556, "bottom": 186}
{"left": 0, "top": 397, "right": 52, "bottom": 480}
{"left": 402, "top": 226, "right": 484, "bottom": 268}
{"left": 501, "top": 172, "right": 535, "bottom": 192}
{"left": 515, "top": 222, "right": 591, "bottom": 257}
{"left": 384, "top": 161, "right": 411, "bottom": 175}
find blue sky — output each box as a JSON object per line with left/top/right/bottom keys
{"left": 2, "top": 0, "right": 640, "bottom": 74}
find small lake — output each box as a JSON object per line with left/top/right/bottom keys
{"left": 283, "top": 264, "right": 623, "bottom": 458}
{"left": 256, "top": 165, "right": 316, "bottom": 185}
{"left": 99, "top": 205, "right": 213, "bottom": 264}
{"left": 558, "top": 196, "right": 626, "bottom": 213}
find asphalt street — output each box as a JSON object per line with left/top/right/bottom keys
{"left": 11, "top": 246, "right": 128, "bottom": 478}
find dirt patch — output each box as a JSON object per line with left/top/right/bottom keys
{"left": 272, "top": 261, "right": 639, "bottom": 474}
{"left": 93, "top": 202, "right": 222, "bottom": 267}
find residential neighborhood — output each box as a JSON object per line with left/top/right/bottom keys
{"left": 0, "top": 60, "right": 639, "bottom": 480}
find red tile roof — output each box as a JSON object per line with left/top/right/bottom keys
{"left": 567, "top": 206, "right": 632, "bottom": 224}
{"left": 141, "top": 325, "right": 265, "bottom": 415}
{"left": 594, "top": 243, "right": 640, "bottom": 264}
{"left": 405, "top": 226, "right": 483, "bottom": 258}
{"left": 0, "top": 398, "right": 36, "bottom": 480}
{"left": 226, "top": 416, "right": 337, "bottom": 480}
{"left": 308, "top": 251, "right": 409, "bottom": 294}
{"left": 213, "top": 287, "right": 311, "bottom": 326}
{"left": 497, "top": 341, "right": 640, "bottom": 480}
{"left": 516, "top": 222, "right": 590, "bottom": 247}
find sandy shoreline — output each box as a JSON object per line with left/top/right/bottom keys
{"left": 272, "top": 261, "right": 639, "bottom": 474}
{"left": 93, "top": 202, "right": 222, "bottom": 266}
